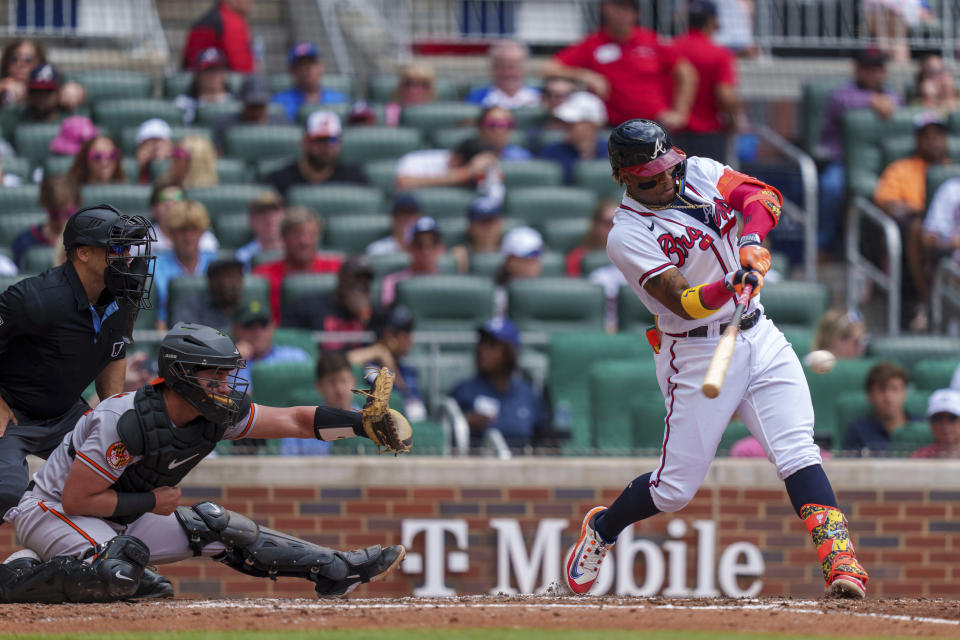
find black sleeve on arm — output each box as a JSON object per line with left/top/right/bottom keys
{"left": 0, "top": 283, "right": 31, "bottom": 358}
{"left": 112, "top": 491, "right": 157, "bottom": 518}
{"left": 313, "top": 406, "right": 364, "bottom": 440}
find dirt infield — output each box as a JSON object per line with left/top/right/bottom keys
{"left": 2, "top": 596, "right": 958, "bottom": 636}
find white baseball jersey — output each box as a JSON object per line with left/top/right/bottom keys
{"left": 604, "top": 155, "right": 821, "bottom": 514}
{"left": 29, "top": 391, "right": 259, "bottom": 502}
{"left": 14, "top": 390, "right": 259, "bottom": 564}
{"left": 606, "top": 155, "right": 762, "bottom": 334}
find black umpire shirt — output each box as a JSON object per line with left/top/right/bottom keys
{"left": 0, "top": 261, "right": 127, "bottom": 420}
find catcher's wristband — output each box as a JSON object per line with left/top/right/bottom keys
{"left": 112, "top": 491, "right": 156, "bottom": 518}
{"left": 314, "top": 406, "right": 364, "bottom": 441}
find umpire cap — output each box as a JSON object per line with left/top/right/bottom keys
{"left": 608, "top": 119, "right": 686, "bottom": 177}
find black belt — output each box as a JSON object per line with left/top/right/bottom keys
{"left": 667, "top": 309, "right": 762, "bottom": 338}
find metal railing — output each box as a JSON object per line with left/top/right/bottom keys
{"left": 845, "top": 196, "right": 902, "bottom": 335}
{"left": 931, "top": 257, "right": 960, "bottom": 335}
{"left": 751, "top": 124, "right": 819, "bottom": 282}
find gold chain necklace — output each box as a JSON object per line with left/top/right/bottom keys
{"left": 643, "top": 193, "right": 709, "bottom": 212}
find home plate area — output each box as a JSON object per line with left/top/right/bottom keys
{"left": 4, "top": 596, "right": 959, "bottom": 636}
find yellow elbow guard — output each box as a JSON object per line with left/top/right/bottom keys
{"left": 680, "top": 285, "right": 718, "bottom": 319}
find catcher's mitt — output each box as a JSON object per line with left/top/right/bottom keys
{"left": 355, "top": 367, "right": 413, "bottom": 454}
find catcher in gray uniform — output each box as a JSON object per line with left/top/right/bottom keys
{"left": 0, "top": 322, "right": 411, "bottom": 603}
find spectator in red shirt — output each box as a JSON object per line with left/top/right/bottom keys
{"left": 253, "top": 205, "right": 342, "bottom": 322}
{"left": 671, "top": 0, "right": 745, "bottom": 163}
{"left": 182, "top": 0, "right": 255, "bottom": 73}
{"left": 540, "top": 0, "right": 696, "bottom": 128}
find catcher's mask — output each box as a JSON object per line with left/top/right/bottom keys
{"left": 65, "top": 204, "right": 156, "bottom": 309}
{"left": 158, "top": 322, "right": 249, "bottom": 425}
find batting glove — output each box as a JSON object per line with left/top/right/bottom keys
{"left": 738, "top": 233, "right": 771, "bottom": 275}
{"left": 724, "top": 268, "right": 763, "bottom": 299}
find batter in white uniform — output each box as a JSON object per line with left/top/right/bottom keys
{"left": 564, "top": 119, "right": 869, "bottom": 599}
{"left": 1, "top": 323, "right": 405, "bottom": 603}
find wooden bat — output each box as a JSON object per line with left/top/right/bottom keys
{"left": 701, "top": 284, "right": 753, "bottom": 398}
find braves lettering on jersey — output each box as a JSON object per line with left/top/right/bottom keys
{"left": 606, "top": 156, "right": 761, "bottom": 334}
{"left": 29, "top": 392, "right": 258, "bottom": 503}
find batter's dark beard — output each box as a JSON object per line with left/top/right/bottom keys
{"left": 628, "top": 185, "right": 676, "bottom": 208}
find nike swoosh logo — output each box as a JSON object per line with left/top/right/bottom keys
{"left": 115, "top": 570, "right": 134, "bottom": 582}
{"left": 569, "top": 539, "right": 587, "bottom": 579}
{"left": 168, "top": 453, "right": 200, "bottom": 470}
{"left": 647, "top": 221, "right": 655, "bottom": 231}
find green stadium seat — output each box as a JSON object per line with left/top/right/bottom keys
{"left": 540, "top": 251, "right": 566, "bottom": 276}
{"left": 406, "top": 419, "right": 448, "bottom": 455}
{"left": 401, "top": 102, "right": 479, "bottom": 130}
{"left": 212, "top": 212, "right": 253, "bottom": 249}
{"left": 589, "top": 361, "right": 659, "bottom": 451}
{"left": 280, "top": 274, "right": 337, "bottom": 323}
{"left": 504, "top": 186, "right": 597, "bottom": 222}
{"left": 224, "top": 125, "right": 301, "bottom": 163}
{"left": 118, "top": 125, "right": 212, "bottom": 156}
{"left": 81, "top": 184, "right": 151, "bottom": 214}
{"left": 271, "top": 72, "right": 352, "bottom": 99}
{"left": 362, "top": 159, "right": 398, "bottom": 194}
{"left": 540, "top": 218, "right": 589, "bottom": 253}
{"left": 21, "top": 245, "right": 55, "bottom": 274}
{"left": 395, "top": 275, "right": 494, "bottom": 330}
{"left": 800, "top": 79, "right": 846, "bottom": 158}
{"left": 296, "top": 102, "right": 351, "bottom": 125}
{"left": 0, "top": 105, "right": 21, "bottom": 141}
{"left": 250, "top": 360, "right": 315, "bottom": 407}
{"left": 511, "top": 105, "right": 548, "bottom": 130}
{"left": 436, "top": 216, "right": 467, "bottom": 246}
{"left": 0, "top": 213, "right": 43, "bottom": 246}
{"left": 468, "top": 251, "right": 504, "bottom": 277}
{"left": 255, "top": 157, "right": 294, "bottom": 181}
{"left": 581, "top": 250, "right": 610, "bottom": 274}
{"left": 287, "top": 184, "right": 386, "bottom": 216}
{"left": 13, "top": 123, "right": 60, "bottom": 164}
{"left": 0, "top": 274, "right": 26, "bottom": 294}
{"left": 548, "top": 332, "right": 648, "bottom": 451}
{"left": 760, "top": 281, "right": 829, "bottom": 329}
{"left": 926, "top": 164, "right": 960, "bottom": 208}
{"left": 367, "top": 74, "right": 459, "bottom": 102}
{"left": 912, "top": 358, "right": 959, "bottom": 391}
{"left": 507, "top": 277, "right": 604, "bottom": 332}
{"left": 368, "top": 252, "right": 411, "bottom": 278}
{"left": 842, "top": 107, "right": 923, "bottom": 198}
{"left": 69, "top": 70, "right": 154, "bottom": 102}
{"left": 133, "top": 290, "right": 158, "bottom": 331}
{"left": 410, "top": 187, "right": 475, "bottom": 218}
{"left": 163, "top": 72, "right": 247, "bottom": 99}
{"left": 339, "top": 127, "right": 423, "bottom": 165}
{"left": 196, "top": 103, "right": 286, "bottom": 127}
{"left": 189, "top": 184, "right": 272, "bottom": 219}
{"left": 242, "top": 274, "right": 271, "bottom": 304}
{"left": 430, "top": 126, "right": 527, "bottom": 150}
{"left": 272, "top": 327, "right": 318, "bottom": 360}
{"left": 251, "top": 249, "right": 284, "bottom": 268}
{"left": 835, "top": 391, "right": 871, "bottom": 450}
{"left": 166, "top": 275, "right": 207, "bottom": 322}
{"left": 324, "top": 215, "right": 391, "bottom": 253}
{"left": 2, "top": 156, "right": 31, "bottom": 180}
{"left": 889, "top": 421, "right": 935, "bottom": 454}
{"left": 806, "top": 358, "right": 879, "bottom": 441}
{"left": 573, "top": 159, "right": 624, "bottom": 199}
{"left": 617, "top": 285, "right": 654, "bottom": 332}
{"left": 780, "top": 325, "right": 815, "bottom": 358}
{"left": 867, "top": 336, "right": 960, "bottom": 372}
{"left": 500, "top": 160, "right": 562, "bottom": 188}
{"left": 43, "top": 155, "right": 74, "bottom": 176}
{"left": 215, "top": 157, "right": 251, "bottom": 183}
{"left": 93, "top": 99, "right": 184, "bottom": 136}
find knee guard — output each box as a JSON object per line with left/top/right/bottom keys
{"left": 176, "top": 501, "right": 405, "bottom": 597}
{"left": 0, "top": 535, "right": 149, "bottom": 603}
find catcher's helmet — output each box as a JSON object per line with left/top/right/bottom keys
{"left": 608, "top": 119, "right": 687, "bottom": 185}
{"left": 64, "top": 204, "right": 156, "bottom": 309}
{"left": 158, "top": 322, "right": 249, "bottom": 425}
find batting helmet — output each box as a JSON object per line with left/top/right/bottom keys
{"left": 64, "top": 204, "right": 156, "bottom": 309}
{"left": 608, "top": 119, "right": 687, "bottom": 187}
{"left": 158, "top": 322, "right": 249, "bottom": 426}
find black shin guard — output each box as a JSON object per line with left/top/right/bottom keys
{"left": 0, "top": 536, "right": 149, "bottom": 603}
{"left": 175, "top": 501, "right": 405, "bottom": 597}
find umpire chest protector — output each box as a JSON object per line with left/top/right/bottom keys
{"left": 109, "top": 384, "right": 242, "bottom": 524}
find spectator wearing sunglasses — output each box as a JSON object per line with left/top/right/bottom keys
{"left": 153, "top": 200, "right": 217, "bottom": 331}
{"left": 384, "top": 63, "right": 437, "bottom": 127}
{"left": 1, "top": 40, "right": 85, "bottom": 111}
{"left": 12, "top": 174, "right": 80, "bottom": 270}
{"left": 264, "top": 110, "right": 367, "bottom": 197}
{"left": 475, "top": 106, "right": 532, "bottom": 161}
{"left": 68, "top": 135, "right": 125, "bottom": 186}
{"left": 148, "top": 177, "right": 219, "bottom": 254}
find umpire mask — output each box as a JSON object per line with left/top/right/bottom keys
{"left": 103, "top": 214, "right": 156, "bottom": 310}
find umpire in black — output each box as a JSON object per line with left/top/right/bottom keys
{"left": 0, "top": 204, "right": 154, "bottom": 521}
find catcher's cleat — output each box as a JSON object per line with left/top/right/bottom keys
{"left": 801, "top": 503, "right": 868, "bottom": 599}
{"left": 564, "top": 506, "right": 614, "bottom": 595}
{"left": 314, "top": 544, "right": 406, "bottom": 598}
{"left": 131, "top": 568, "right": 174, "bottom": 599}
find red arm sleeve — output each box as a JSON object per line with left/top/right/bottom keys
{"left": 717, "top": 169, "right": 783, "bottom": 239}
